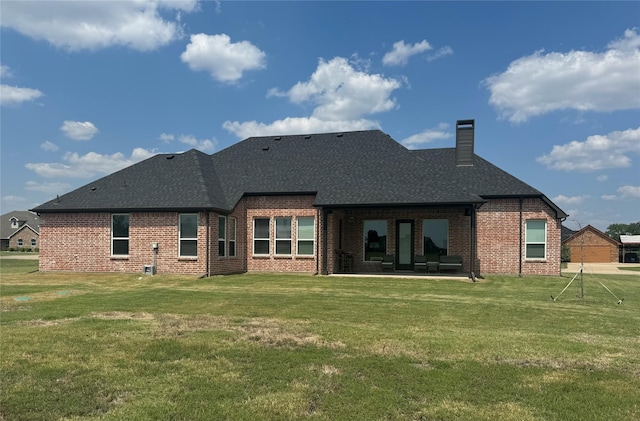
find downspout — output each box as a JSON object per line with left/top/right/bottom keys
{"left": 470, "top": 204, "right": 477, "bottom": 281}
{"left": 205, "top": 211, "right": 211, "bottom": 277}
{"left": 519, "top": 197, "right": 523, "bottom": 277}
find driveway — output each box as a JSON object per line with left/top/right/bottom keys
{"left": 0, "top": 254, "right": 39, "bottom": 260}
{"left": 564, "top": 262, "right": 640, "bottom": 275}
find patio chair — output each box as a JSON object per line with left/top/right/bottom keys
{"left": 414, "top": 255, "right": 427, "bottom": 272}
{"left": 381, "top": 254, "right": 395, "bottom": 271}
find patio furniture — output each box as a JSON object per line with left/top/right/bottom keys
{"left": 381, "top": 254, "right": 395, "bottom": 271}
{"left": 426, "top": 253, "right": 440, "bottom": 273}
{"left": 414, "top": 255, "right": 427, "bottom": 272}
{"left": 439, "top": 255, "right": 463, "bottom": 272}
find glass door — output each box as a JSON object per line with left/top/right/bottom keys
{"left": 396, "top": 220, "right": 414, "bottom": 270}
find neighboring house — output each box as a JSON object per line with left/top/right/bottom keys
{"left": 620, "top": 235, "right": 640, "bottom": 263}
{"left": 31, "top": 120, "right": 567, "bottom": 276}
{"left": 1, "top": 211, "right": 40, "bottom": 251}
{"left": 561, "top": 225, "right": 577, "bottom": 242}
{"left": 562, "top": 225, "right": 620, "bottom": 263}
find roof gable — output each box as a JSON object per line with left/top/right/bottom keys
{"left": 31, "top": 129, "right": 566, "bottom": 218}
{"left": 562, "top": 225, "right": 620, "bottom": 246}
{"left": 1, "top": 211, "right": 40, "bottom": 239}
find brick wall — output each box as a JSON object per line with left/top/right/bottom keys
{"left": 327, "top": 207, "right": 471, "bottom": 274}
{"left": 476, "top": 198, "right": 561, "bottom": 275}
{"left": 39, "top": 212, "right": 210, "bottom": 275}
{"left": 37, "top": 196, "right": 562, "bottom": 276}
{"left": 8, "top": 227, "right": 39, "bottom": 250}
{"left": 243, "top": 195, "right": 320, "bottom": 273}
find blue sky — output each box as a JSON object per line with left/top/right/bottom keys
{"left": 1, "top": 1, "right": 639, "bottom": 232}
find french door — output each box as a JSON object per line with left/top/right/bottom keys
{"left": 395, "top": 220, "right": 414, "bottom": 270}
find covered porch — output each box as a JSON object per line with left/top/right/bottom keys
{"left": 323, "top": 205, "right": 478, "bottom": 278}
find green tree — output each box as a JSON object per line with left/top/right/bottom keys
{"left": 605, "top": 222, "right": 640, "bottom": 241}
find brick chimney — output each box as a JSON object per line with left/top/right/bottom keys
{"left": 455, "top": 119, "right": 474, "bottom": 166}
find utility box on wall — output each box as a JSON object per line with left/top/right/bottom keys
{"left": 143, "top": 265, "right": 156, "bottom": 275}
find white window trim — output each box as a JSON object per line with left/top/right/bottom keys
{"left": 111, "top": 213, "right": 130, "bottom": 257}
{"left": 179, "top": 213, "right": 198, "bottom": 258}
{"left": 219, "top": 215, "right": 227, "bottom": 257}
{"left": 296, "top": 216, "right": 315, "bottom": 256}
{"left": 275, "top": 217, "right": 292, "bottom": 256}
{"left": 253, "top": 218, "right": 270, "bottom": 256}
{"left": 525, "top": 219, "right": 547, "bottom": 260}
{"left": 229, "top": 217, "right": 237, "bottom": 257}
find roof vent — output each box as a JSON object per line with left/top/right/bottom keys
{"left": 455, "top": 119, "right": 474, "bottom": 166}
{"left": 166, "top": 155, "right": 175, "bottom": 160}
{"left": 274, "top": 136, "right": 281, "bottom": 141}
{"left": 304, "top": 135, "right": 311, "bottom": 139}
{"left": 336, "top": 133, "right": 343, "bottom": 137}
{"left": 262, "top": 146, "right": 270, "bottom": 151}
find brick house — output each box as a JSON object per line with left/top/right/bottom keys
{"left": 562, "top": 225, "right": 620, "bottom": 263}
{"left": 31, "top": 120, "right": 567, "bottom": 277}
{"left": 1, "top": 211, "right": 40, "bottom": 251}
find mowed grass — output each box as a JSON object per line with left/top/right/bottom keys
{"left": 1, "top": 259, "right": 639, "bottom": 421}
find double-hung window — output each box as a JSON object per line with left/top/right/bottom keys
{"left": 297, "top": 217, "right": 315, "bottom": 256}
{"left": 275, "top": 217, "right": 292, "bottom": 255}
{"left": 179, "top": 214, "right": 198, "bottom": 257}
{"left": 219, "top": 216, "right": 226, "bottom": 257}
{"left": 112, "top": 214, "right": 129, "bottom": 256}
{"left": 525, "top": 220, "right": 546, "bottom": 259}
{"left": 229, "top": 217, "right": 236, "bottom": 257}
{"left": 254, "top": 218, "right": 270, "bottom": 255}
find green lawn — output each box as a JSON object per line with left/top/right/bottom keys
{"left": 1, "top": 259, "right": 639, "bottom": 421}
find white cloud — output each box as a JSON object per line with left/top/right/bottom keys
{"left": 25, "top": 148, "right": 156, "bottom": 179}
{"left": 60, "top": 121, "right": 99, "bottom": 141}
{"left": 617, "top": 185, "right": 640, "bottom": 198}
{"left": 400, "top": 123, "right": 452, "bottom": 149}
{"left": 383, "top": 40, "right": 432, "bottom": 66}
{"left": 0, "top": 0, "right": 198, "bottom": 51}
{"left": 601, "top": 185, "right": 640, "bottom": 201}
{"left": 40, "top": 141, "right": 59, "bottom": 152}
{"left": 0, "top": 84, "right": 43, "bottom": 106}
{"left": 2, "top": 195, "right": 26, "bottom": 205}
{"left": 596, "top": 175, "right": 608, "bottom": 182}
{"left": 0, "top": 65, "right": 12, "bottom": 78}
{"left": 223, "top": 117, "right": 380, "bottom": 139}
{"left": 180, "top": 33, "right": 266, "bottom": 83}
{"left": 484, "top": 29, "right": 640, "bottom": 122}
{"left": 159, "top": 133, "right": 175, "bottom": 142}
{"left": 427, "top": 46, "right": 453, "bottom": 62}
{"left": 25, "top": 180, "right": 72, "bottom": 195}
{"left": 177, "top": 135, "right": 216, "bottom": 152}
{"left": 225, "top": 57, "right": 401, "bottom": 138}
{"left": 552, "top": 194, "right": 590, "bottom": 205}
{"left": 282, "top": 57, "right": 401, "bottom": 121}
{"left": 537, "top": 127, "right": 640, "bottom": 171}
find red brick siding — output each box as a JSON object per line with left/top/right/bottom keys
{"left": 243, "top": 195, "right": 320, "bottom": 273}
{"left": 476, "top": 198, "right": 561, "bottom": 275}
{"left": 564, "top": 230, "right": 618, "bottom": 263}
{"left": 8, "top": 226, "right": 39, "bottom": 249}
{"left": 327, "top": 207, "right": 471, "bottom": 274}
{"left": 39, "top": 212, "right": 210, "bottom": 275}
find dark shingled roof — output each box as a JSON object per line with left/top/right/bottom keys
{"left": 32, "top": 130, "right": 567, "bottom": 218}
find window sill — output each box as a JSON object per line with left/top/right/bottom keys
{"left": 274, "top": 255, "right": 293, "bottom": 259}
{"left": 525, "top": 259, "right": 547, "bottom": 263}
{"left": 178, "top": 256, "right": 198, "bottom": 261}
{"left": 110, "top": 255, "right": 129, "bottom": 260}
{"left": 296, "top": 255, "right": 315, "bottom": 259}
